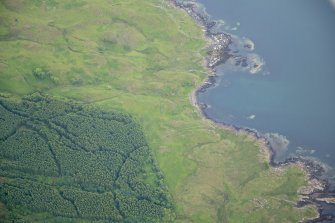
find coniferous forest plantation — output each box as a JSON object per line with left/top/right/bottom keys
{"left": 0, "top": 94, "right": 172, "bottom": 222}
{"left": 0, "top": 0, "right": 319, "bottom": 222}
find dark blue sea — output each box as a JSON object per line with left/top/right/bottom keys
{"left": 196, "top": 0, "right": 335, "bottom": 221}
{"left": 197, "top": 0, "right": 335, "bottom": 170}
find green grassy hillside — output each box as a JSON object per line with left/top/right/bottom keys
{"left": 0, "top": 0, "right": 318, "bottom": 222}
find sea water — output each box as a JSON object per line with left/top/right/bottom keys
{"left": 197, "top": 0, "right": 335, "bottom": 168}
{"left": 196, "top": 1, "right": 335, "bottom": 220}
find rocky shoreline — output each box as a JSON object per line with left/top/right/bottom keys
{"left": 170, "top": 0, "right": 259, "bottom": 70}
{"left": 168, "top": 0, "right": 334, "bottom": 222}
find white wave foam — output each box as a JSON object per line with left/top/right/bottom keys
{"left": 247, "top": 54, "right": 265, "bottom": 74}
{"left": 247, "top": 114, "right": 256, "bottom": 120}
{"left": 296, "top": 146, "right": 317, "bottom": 155}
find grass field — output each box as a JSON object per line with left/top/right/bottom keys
{"left": 0, "top": 0, "right": 318, "bottom": 222}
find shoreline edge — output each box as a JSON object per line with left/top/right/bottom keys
{"left": 168, "top": 0, "right": 334, "bottom": 222}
